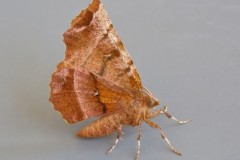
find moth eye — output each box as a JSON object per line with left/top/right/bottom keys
{"left": 148, "top": 98, "right": 159, "bottom": 107}
{"left": 147, "top": 99, "right": 152, "bottom": 107}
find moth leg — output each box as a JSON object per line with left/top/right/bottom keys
{"left": 149, "top": 105, "right": 191, "bottom": 124}
{"left": 148, "top": 108, "right": 165, "bottom": 118}
{"left": 135, "top": 122, "right": 142, "bottom": 160}
{"left": 106, "top": 125, "right": 123, "bottom": 154}
{"left": 144, "top": 118, "right": 182, "bottom": 156}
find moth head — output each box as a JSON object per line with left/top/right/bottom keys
{"left": 141, "top": 87, "right": 160, "bottom": 108}
{"left": 148, "top": 97, "right": 159, "bottom": 108}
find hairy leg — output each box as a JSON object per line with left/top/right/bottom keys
{"left": 149, "top": 105, "right": 190, "bottom": 124}
{"left": 135, "top": 122, "right": 142, "bottom": 160}
{"left": 106, "top": 125, "right": 123, "bottom": 154}
{"left": 144, "top": 118, "right": 182, "bottom": 156}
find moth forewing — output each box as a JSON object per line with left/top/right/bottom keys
{"left": 49, "top": 0, "right": 190, "bottom": 160}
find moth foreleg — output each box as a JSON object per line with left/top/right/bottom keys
{"left": 106, "top": 125, "right": 123, "bottom": 154}
{"left": 148, "top": 107, "right": 165, "bottom": 118}
{"left": 135, "top": 122, "right": 142, "bottom": 160}
{"left": 144, "top": 118, "right": 182, "bottom": 156}
{"left": 149, "top": 105, "right": 191, "bottom": 124}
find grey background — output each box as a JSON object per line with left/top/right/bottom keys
{"left": 0, "top": 0, "right": 239, "bottom": 160}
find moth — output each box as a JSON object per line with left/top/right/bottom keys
{"left": 49, "top": 0, "right": 190, "bottom": 159}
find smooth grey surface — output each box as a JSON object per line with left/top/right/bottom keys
{"left": 0, "top": 0, "right": 240, "bottom": 160}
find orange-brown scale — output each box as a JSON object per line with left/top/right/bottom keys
{"left": 78, "top": 112, "right": 129, "bottom": 138}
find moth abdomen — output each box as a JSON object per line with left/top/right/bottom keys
{"left": 77, "top": 112, "right": 125, "bottom": 138}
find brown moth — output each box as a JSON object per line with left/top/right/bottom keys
{"left": 49, "top": 0, "right": 190, "bottom": 159}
